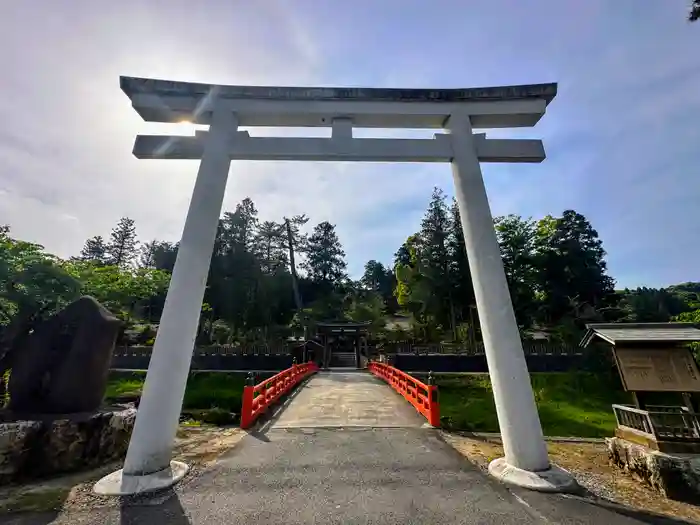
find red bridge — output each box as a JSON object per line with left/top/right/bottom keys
{"left": 240, "top": 360, "right": 440, "bottom": 430}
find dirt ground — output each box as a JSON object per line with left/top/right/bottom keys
{"left": 0, "top": 425, "right": 246, "bottom": 514}
{"left": 441, "top": 431, "right": 700, "bottom": 524}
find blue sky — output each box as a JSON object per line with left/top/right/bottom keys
{"left": 0, "top": 1, "right": 698, "bottom": 288}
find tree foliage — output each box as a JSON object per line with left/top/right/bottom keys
{"left": 302, "top": 221, "right": 347, "bottom": 287}
{"left": 2, "top": 188, "right": 698, "bottom": 350}
{"left": 80, "top": 235, "right": 108, "bottom": 264}
{"left": 107, "top": 217, "right": 138, "bottom": 267}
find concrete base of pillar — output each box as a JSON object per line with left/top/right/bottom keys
{"left": 488, "top": 457, "right": 578, "bottom": 493}
{"left": 93, "top": 461, "right": 189, "bottom": 496}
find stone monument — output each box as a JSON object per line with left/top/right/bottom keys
{"left": 0, "top": 296, "right": 136, "bottom": 484}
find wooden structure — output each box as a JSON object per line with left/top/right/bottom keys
{"left": 315, "top": 322, "right": 371, "bottom": 369}
{"left": 581, "top": 323, "right": 700, "bottom": 453}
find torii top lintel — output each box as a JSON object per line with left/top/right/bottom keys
{"left": 120, "top": 76, "right": 557, "bottom": 129}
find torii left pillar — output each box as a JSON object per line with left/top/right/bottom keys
{"left": 94, "top": 103, "right": 238, "bottom": 495}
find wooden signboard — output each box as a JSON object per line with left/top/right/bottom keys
{"left": 613, "top": 347, "right": 700, "bottom": 392}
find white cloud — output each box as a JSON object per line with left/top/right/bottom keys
{"left": 1, "top": 0, "right": 698, "bottom": 288}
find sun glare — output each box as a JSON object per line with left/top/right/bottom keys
{"left": 175, "top": 120, "right": 204, "bottom": 136}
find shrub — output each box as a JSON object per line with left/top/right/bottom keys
{"left": 199, "top": 407, "right": 236, "bottom": 426}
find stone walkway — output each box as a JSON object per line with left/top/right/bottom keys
{"left": 269, "top": 371, "right": 426, "bottom": 429}
{"left": 4, "top": 372, "right": 690, "bottom": 524}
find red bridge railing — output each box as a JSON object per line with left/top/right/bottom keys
{"left": 240, "top": 361, "right": 318, "bottom": 429}
{"left": 367, "top": 361, "right": 440, "bottom": 427}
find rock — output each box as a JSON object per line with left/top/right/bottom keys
{"left": 0, "top": 407, "right": 136, "bottom": 485}
{"left": 607, "top": 436, "right": 700, "bottom": 503}
{"left": 7, "top": 296, "right": 121, "bottom": 414}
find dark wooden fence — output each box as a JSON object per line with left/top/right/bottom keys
{"left": 111, "top": 344, "right": 297, "bottom": 371}
{"left": 378, "top": 341, "right": 611, "bottom": 373}
{"left": 378, "top": 340, "right": 582, "bottom": 356}
{"left": 111, "top": 341, "right": 611, "bottom": 374}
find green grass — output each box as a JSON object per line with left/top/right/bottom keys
{"left": 105, "top": 372, "right": 146, "bottom": 399}
{"left": 105, "top": 371, "right": 251, "bottom": 419}
{"left": 436, "top": 372, "right": 632, "bottom": 438}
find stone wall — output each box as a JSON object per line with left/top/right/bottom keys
{"left": 0, "top": 407, "right": 135, "bottom": 484}
{"left": 607, "top": 436, "right": 700, "bottom": 503}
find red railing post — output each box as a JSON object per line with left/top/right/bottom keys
{"left": 427, "top": 372, "right": 440, "bottom": 427}
{"left": 240, "top": 372, "right": 256, "bottom": 429}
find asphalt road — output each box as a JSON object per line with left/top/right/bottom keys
{"left": 4, "top": 373, "right": 692, "bottom": 524}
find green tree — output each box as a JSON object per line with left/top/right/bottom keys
{"left": 448, "top": 198, "right": 476, "bottom": 332}
{"left": 691, "top": 0, "right": 699, "bottom": 21}
{"left": 64, "top": 261, "right": 170, "bottom": 320}
{"left": 220, "top": 198, "right": 259, "bottom": 251}
{"left": 255, "top": 221, "right": 287, "bottom": 274}
{"left": 0, "top": 226, "right": 80, "bottom": 359}
{"left": 80, "top": 235, "right": 108, "bottom": 264}
{"left": 533, "top": 210, "right": 615, "bottom": 327}
{"left": 302, "top": 221, "right": 347, "bottom": 287}
{"left": 360, "top": 259, "right": 397, "bottom": 314}
{"left": 107, "top": 217, "right": 138, "bottom": 267}
{"left": 346, "top": 290, "right": 385, "bottom": 333}
{"left": 394, "top": 235, "right": 431, "bottom": 321}
{"left": 411, "top": 188, "right": 452, "bottom": 334}
{"left": 494, "top": 214, "right": 537, "bottom": 327}
{"left": 618, "top": 287, "right": 689, "bottom": 322}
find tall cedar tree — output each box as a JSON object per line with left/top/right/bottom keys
{"left": 447, "top": 199, "right": 476, "bottom": 325}
{"left": 302, "top": 221, "right": 347, "bottom": 288}
{"left": 417, "top": 187, "right": 454, "bottom": 333}
{"left": 107, "top": 217, "right": 138, "bottom": 267}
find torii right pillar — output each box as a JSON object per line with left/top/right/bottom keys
{"left": 448, "top": 114, "right": 578, "bottom": 492}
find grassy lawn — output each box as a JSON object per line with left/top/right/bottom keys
{"left": 105, "top": 371, "right": 251, "bottom": 423}
{"left": 436, "top": 373, "right": 631, "bottom": 438}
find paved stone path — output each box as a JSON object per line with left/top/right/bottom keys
{"left": 270, "top": 370, "right": 425, "bottom": 429}
{"left": 5, "top": 372, "right": 688, "bottom": 524}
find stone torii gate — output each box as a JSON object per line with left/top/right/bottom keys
{"left": 95, "top": 77, "right": 575, "bottom": 494}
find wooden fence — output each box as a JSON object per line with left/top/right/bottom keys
{"left": 113, "top": 344, "right": 292, "bottom": 357}
{"left": 378, "top": 341, "right": 584, "bottom": 356}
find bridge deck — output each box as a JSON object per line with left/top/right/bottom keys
{"left": 270, "top": 371, "right": 425, "bottom": 429}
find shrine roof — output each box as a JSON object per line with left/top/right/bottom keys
{"left": 580, "top": 323, "right": 700, "bottom": 347}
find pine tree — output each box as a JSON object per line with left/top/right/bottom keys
{"left": 107, "top": 217, "right": 138, "bottom": 267}
{"left": 80, "top": 235, "right": 108, "bottom": 264}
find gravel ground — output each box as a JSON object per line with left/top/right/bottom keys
{"left": 441, "top": 431, "right": 700, "bottom": 524}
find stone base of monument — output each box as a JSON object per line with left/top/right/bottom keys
{"left": 607, "top": 436, "right": 700, "bottom": 503}
{"left": 488, "top": 457, "right": 579, "bottom": 493}
{"left": 0, "top": 406, "right": 136, "bottom": 485}
{"left": 93, "top": 461, "right": 189, "bottom": 496}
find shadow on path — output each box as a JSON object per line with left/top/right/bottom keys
{"left": 119, "top": 490, "right": 190, "bottom": 525}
